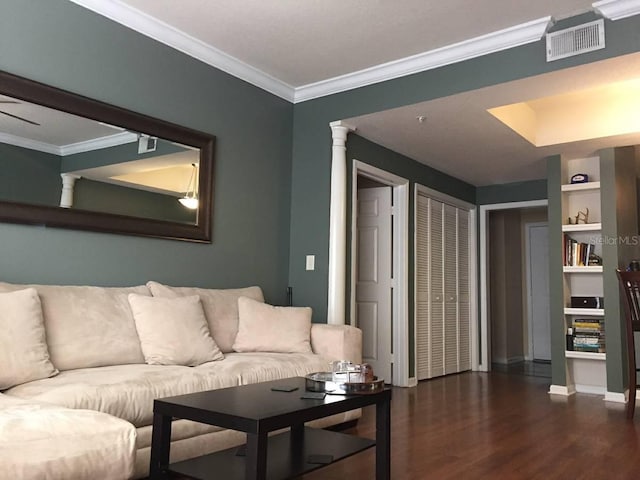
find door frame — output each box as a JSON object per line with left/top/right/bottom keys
{"left": 414, "top": 184, "right": 477, "bottom": 377}
{"left": 350, "top": 160, "right": 410, "bottom": 386}
{"left": 524, "top": 221, "right": 550, "bottom": 361}
{"left": 478, "top": 200, "right": 547, "bottom": 371}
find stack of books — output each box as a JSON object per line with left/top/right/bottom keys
{"left": 567, "top": 318, "right": 605, "bottom": 353}
{"left": 563, "top": 234, "right": 595, "bottom": 267}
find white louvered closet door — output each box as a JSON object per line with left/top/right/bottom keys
{"left": 416, "top": 193, "right": 471, "bottom": 380}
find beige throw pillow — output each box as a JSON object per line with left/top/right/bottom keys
{"left": 128, "top": 294, "right": 223, "bottom": 366}
{"left": 0, "top": 288, "right": 58, "bottom": 389}
{"left": 146, "top": 281, "right": 264, "bottom": 353}
{"left": 233, "top": 297, "right": 313, "bottom": 354}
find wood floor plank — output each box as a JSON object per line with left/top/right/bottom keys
{"left": 301, "top": 372, "right": 640, "bottom": 479}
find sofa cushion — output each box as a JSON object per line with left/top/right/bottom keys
{"left": 147, "top": 281, "right": 264, "bottom": 353}
{"left": 0, "top": 282, "right": 148, "bottom": 371}
{"left": 233, "top": 297, "right": 313, "bottom": 354}
{"left": 128, "top": 294, "right": 224, "bottom": 366}
{"left": 0, "top": 393, "right": 136, "bottom": 480}
{"left": 5, "top": 353, "right": 330, "bottom": 428}
{"left": 0, "top": 288, "right": 58, "bottom": 390}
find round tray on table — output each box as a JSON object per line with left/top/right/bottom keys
{"left": 304, "top": 371, "right": 385, "bottom": 395}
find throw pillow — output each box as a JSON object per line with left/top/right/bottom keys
{"left": 128, "top": 294, "right": 224, "bottom": 366}
{"left": 146, "top": 281, "right": 264, "bottom": 353}
{"left": 233, "top": 296, "right": 313, "bottom": 354}
{"left": 0, "top": 288, "right": 58, "bottom": 389}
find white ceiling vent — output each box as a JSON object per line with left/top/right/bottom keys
{"left": 546, "top": 19, "right": 605, "bottom": 62}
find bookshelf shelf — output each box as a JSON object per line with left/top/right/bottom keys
{"left": 555, "top": 156, "right": 607, "bottom": 396}
{"left": 564, "top": 308, "right": 605, "bottom": 316}
{"left": 561, "top": 182, "right": 601, "bottom": 192}
{"left": 563, "top": 266, "right": 603, "bottom": 273}
{"left": 561, "top": 223, "right": 602, "bottom": 232}
{"left": 565, "top": 351, "right": 606, "bottom": 360}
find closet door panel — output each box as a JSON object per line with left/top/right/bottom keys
{"left": 429, "top": 200, "right": 444, "bottom": 378}
{"left": 416, "top": 195, "right": 431, "bottom": 380}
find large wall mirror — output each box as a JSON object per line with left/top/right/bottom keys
{"left": 0, "top": 71, "right": 214, "bottom": 242}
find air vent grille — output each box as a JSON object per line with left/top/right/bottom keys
{"left": 546, "top": 19, "right": 605, "bottom": 62}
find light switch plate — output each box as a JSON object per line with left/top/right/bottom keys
{"left": 306, "top": 255, "right": 315, "bottom": 271}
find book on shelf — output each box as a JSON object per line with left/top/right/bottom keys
{"left": 566, "top": 319, "right": 606, "bottom": 353}
{"left": 563, "top": 234, "right": 596, "bottom": 267}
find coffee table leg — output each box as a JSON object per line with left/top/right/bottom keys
{"left": 150, "top": 412, "right": 172, "bottom": 479}
{"left": 376, "top": 395, "right": 391, "bottom": 479}
{"left": 246, "top": 431, "right": 268, "bottom": 480}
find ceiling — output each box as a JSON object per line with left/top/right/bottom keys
{"left": 68, "top": 0, "right": 640, "bottom": 186}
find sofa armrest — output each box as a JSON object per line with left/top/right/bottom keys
{"left": 310, "top": 324, "right": 362, "bottom": 364}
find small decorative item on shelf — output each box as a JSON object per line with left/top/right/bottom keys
{"left": 570, "top": 173, "right": 589, "bottom": 184}
{"left": 567, "top": 207, "right": 589, "bottom": 225}
{"left": 588, "top": 253, "right": 603, "bottom": 266}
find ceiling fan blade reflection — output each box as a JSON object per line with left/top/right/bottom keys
{"left": 0, "top": 110, "right": 40, "bottom": 126}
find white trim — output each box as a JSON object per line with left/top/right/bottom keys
{"left": 0, "top": 132, "right": 60, "bottom": 155}
{"left": 0, "top": 131, "right": 138, "bottom": 157}
{"left": 549, "top": 384, "right": 576, "bottom": 396}
{"left": 350, "top": 160, "right": 410, "bottom": 387}
{"left": 604, "top": 390, "right": 627, "bottom": 403}
{"left": 593, "top": 0, "right": 640, "bottom": 20}
{"left": 479, "top": 200, "right": 547, "bottom": 372}
{"left": 327, "top": 121, "right": 355, "bottom": 325}
{"left": 59, "top": 131, "right": 138, "bottom": 156}
{"left": 294, "top": 17, "right": 551, "bottom": 102}
{"left": 413, "top": 184, "right": 477, "bottom": 376}
{"left": 68, "top": 0, "right": 295, "bottom": 102}
{"left": 69, "top": 0, "right": 551, "bottom": 104}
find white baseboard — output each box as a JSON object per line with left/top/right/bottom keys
{"left": 549, "top": 384, "right": 576, "bottom": 396}
{"left": 604, "top": 390, "right": 627, "bottom": 403}
{"left": 407, "top": 377, "right": 418, "bottom": 387}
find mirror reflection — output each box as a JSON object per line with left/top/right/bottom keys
{"left": 0, "top": 94, "right": 199, "bottom": 224}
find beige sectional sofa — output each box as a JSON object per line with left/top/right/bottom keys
{"left": 0, "top": 281, "right": 362, "bottom": 480}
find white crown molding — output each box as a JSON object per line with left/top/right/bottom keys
{"left": 0, "top": 132, "right": 60, "bottom": 155}
{"left": 293, "top": 17, "right": 552, "bottom": 103}
{"left": 68, "top": 0, "right": 296, "bottom": 102}
{"left": 593, "top": 0, "right": 640, "bottom": 20}
{"left": 0, "top": 131, "right": 137, "bottom": 157}
{"left": 59, "top": 131, "right": 138, "bottom": 155}
{"left": 68, "top": 2, "right": 554, "bottom": 104}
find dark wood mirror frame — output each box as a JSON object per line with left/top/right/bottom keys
{"left": 0, "top": 71, "right": 214, "bottom": 243}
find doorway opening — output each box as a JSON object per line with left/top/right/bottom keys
{"left": 350, "top": 160, "right": 410, "bottom": 386}
{"left": 485, "top": 204, "right": 551, "bottom": 379}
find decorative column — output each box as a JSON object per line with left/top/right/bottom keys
{"left": 59, "top": 174, "right": 81, "bottom": 208}
{"left": 327, "top": 121, "right": 355, "bottom": 325}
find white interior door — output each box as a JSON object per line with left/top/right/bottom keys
{"left": 356, "top": 186, "right": 393, "bottom": 383}
{"left": 528, "top": 223, "right": 551, "bottom": 361}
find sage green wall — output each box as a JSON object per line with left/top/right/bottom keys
{"left": 74, "top": 179, "right": 195, "bottom": 224}
{"left": 0, "top": 0, "right": 293, "bottom": 303}
{"left": 547, "top": 155, "right": 566, "bottom": 387}
{"left": 476, "top": 180, "right": 547, "bottom": 205}
{"left": 0, "top": 143, "right": 61, "bottom": 205}
{"left": 290, "top": 13, "right": 640, "bottom": 324}
{"left": 600, "top": 147, "right": 639, "bottom": 393}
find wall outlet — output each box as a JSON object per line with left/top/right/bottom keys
{"left": 305, "top": 255, "right": 315, "bottom": 271}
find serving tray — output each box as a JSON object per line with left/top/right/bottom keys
{"left": 304, "top": 371, "right": 385, "bottom": 395}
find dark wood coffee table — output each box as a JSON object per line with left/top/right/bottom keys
{"left": 149, "top": 376, "right": 391, "bottom": 480}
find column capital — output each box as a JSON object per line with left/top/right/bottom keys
{"left": 329, "top": 121, "right": 356, "bottom": 146}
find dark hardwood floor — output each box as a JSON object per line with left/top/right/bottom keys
{"left": 302, "top": 372, "right": 640, "bottom": 479}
